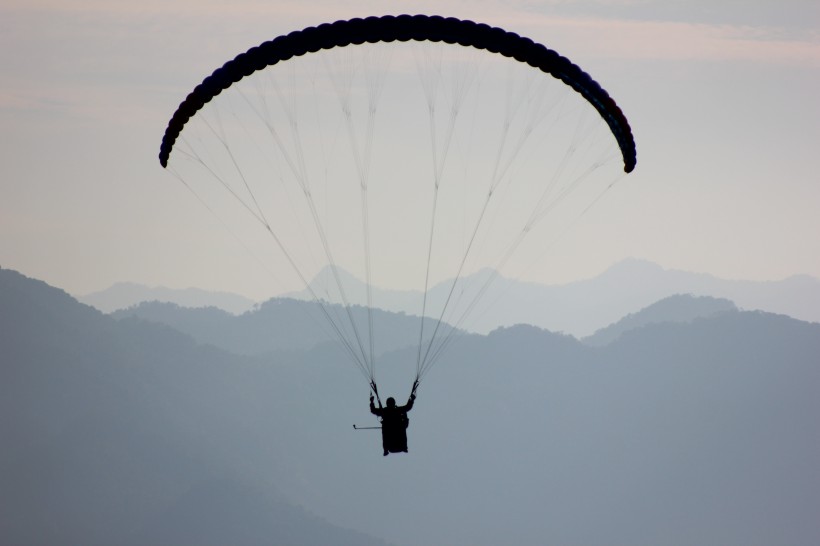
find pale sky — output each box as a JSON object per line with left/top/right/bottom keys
{"left": 1, "top": 0, "right": 818, "bottom": 301}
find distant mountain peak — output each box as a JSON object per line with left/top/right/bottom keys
{"left": 79, "top": 283, "right": 257, "bottom": 315}
{"left": 582, "top": 294, "right": 738, "bottom": 347}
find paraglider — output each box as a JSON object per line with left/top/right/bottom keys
{"left": 370, "top": 391, "right": 416, "bottom": 456}
{"left": 158, "top": 15, "right": 636, "bottom": 455}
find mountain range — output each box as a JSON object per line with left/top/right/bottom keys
{"left": 111, "top": 291, "right": 741, "bottom": 359}
{"left": 110, "top": 297, "right": 456, "bottom": 357}
{"left": 79, "top": 258, "right": 820, "bottom": 337}
{"left": 4, "top": 265, "right": 820, "bottom": 545}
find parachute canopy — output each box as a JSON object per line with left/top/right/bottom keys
{"left": 159, "top": 15, "right": 635, "bottom": 172}
{"left": 158, "top": 15, "right": 637, "bottom": 393}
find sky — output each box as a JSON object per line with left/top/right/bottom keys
{"left": 1, "top": 0, "right": 818, "bottom": 301}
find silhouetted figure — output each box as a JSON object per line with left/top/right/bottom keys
{"left": 370, "top": 393, "right": 415, "bottom": 456}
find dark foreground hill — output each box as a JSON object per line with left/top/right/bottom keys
{"left": 0, "top": 267, "right": 390, "bottom": 546}
{"left": 2, "top": 266, "right": 820, "bottom": 546}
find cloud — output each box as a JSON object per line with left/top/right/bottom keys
{"left": 495, "top": 14, "right": 820, "bottom": 65}
{"left": 4, "top": 0, "right": 818, "bottom": 67}
{"left": 0, "top": 92, "right": 46, "bottom": 110}
{"left": 1, "top": 0, "right": 818, "bottom": 127}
